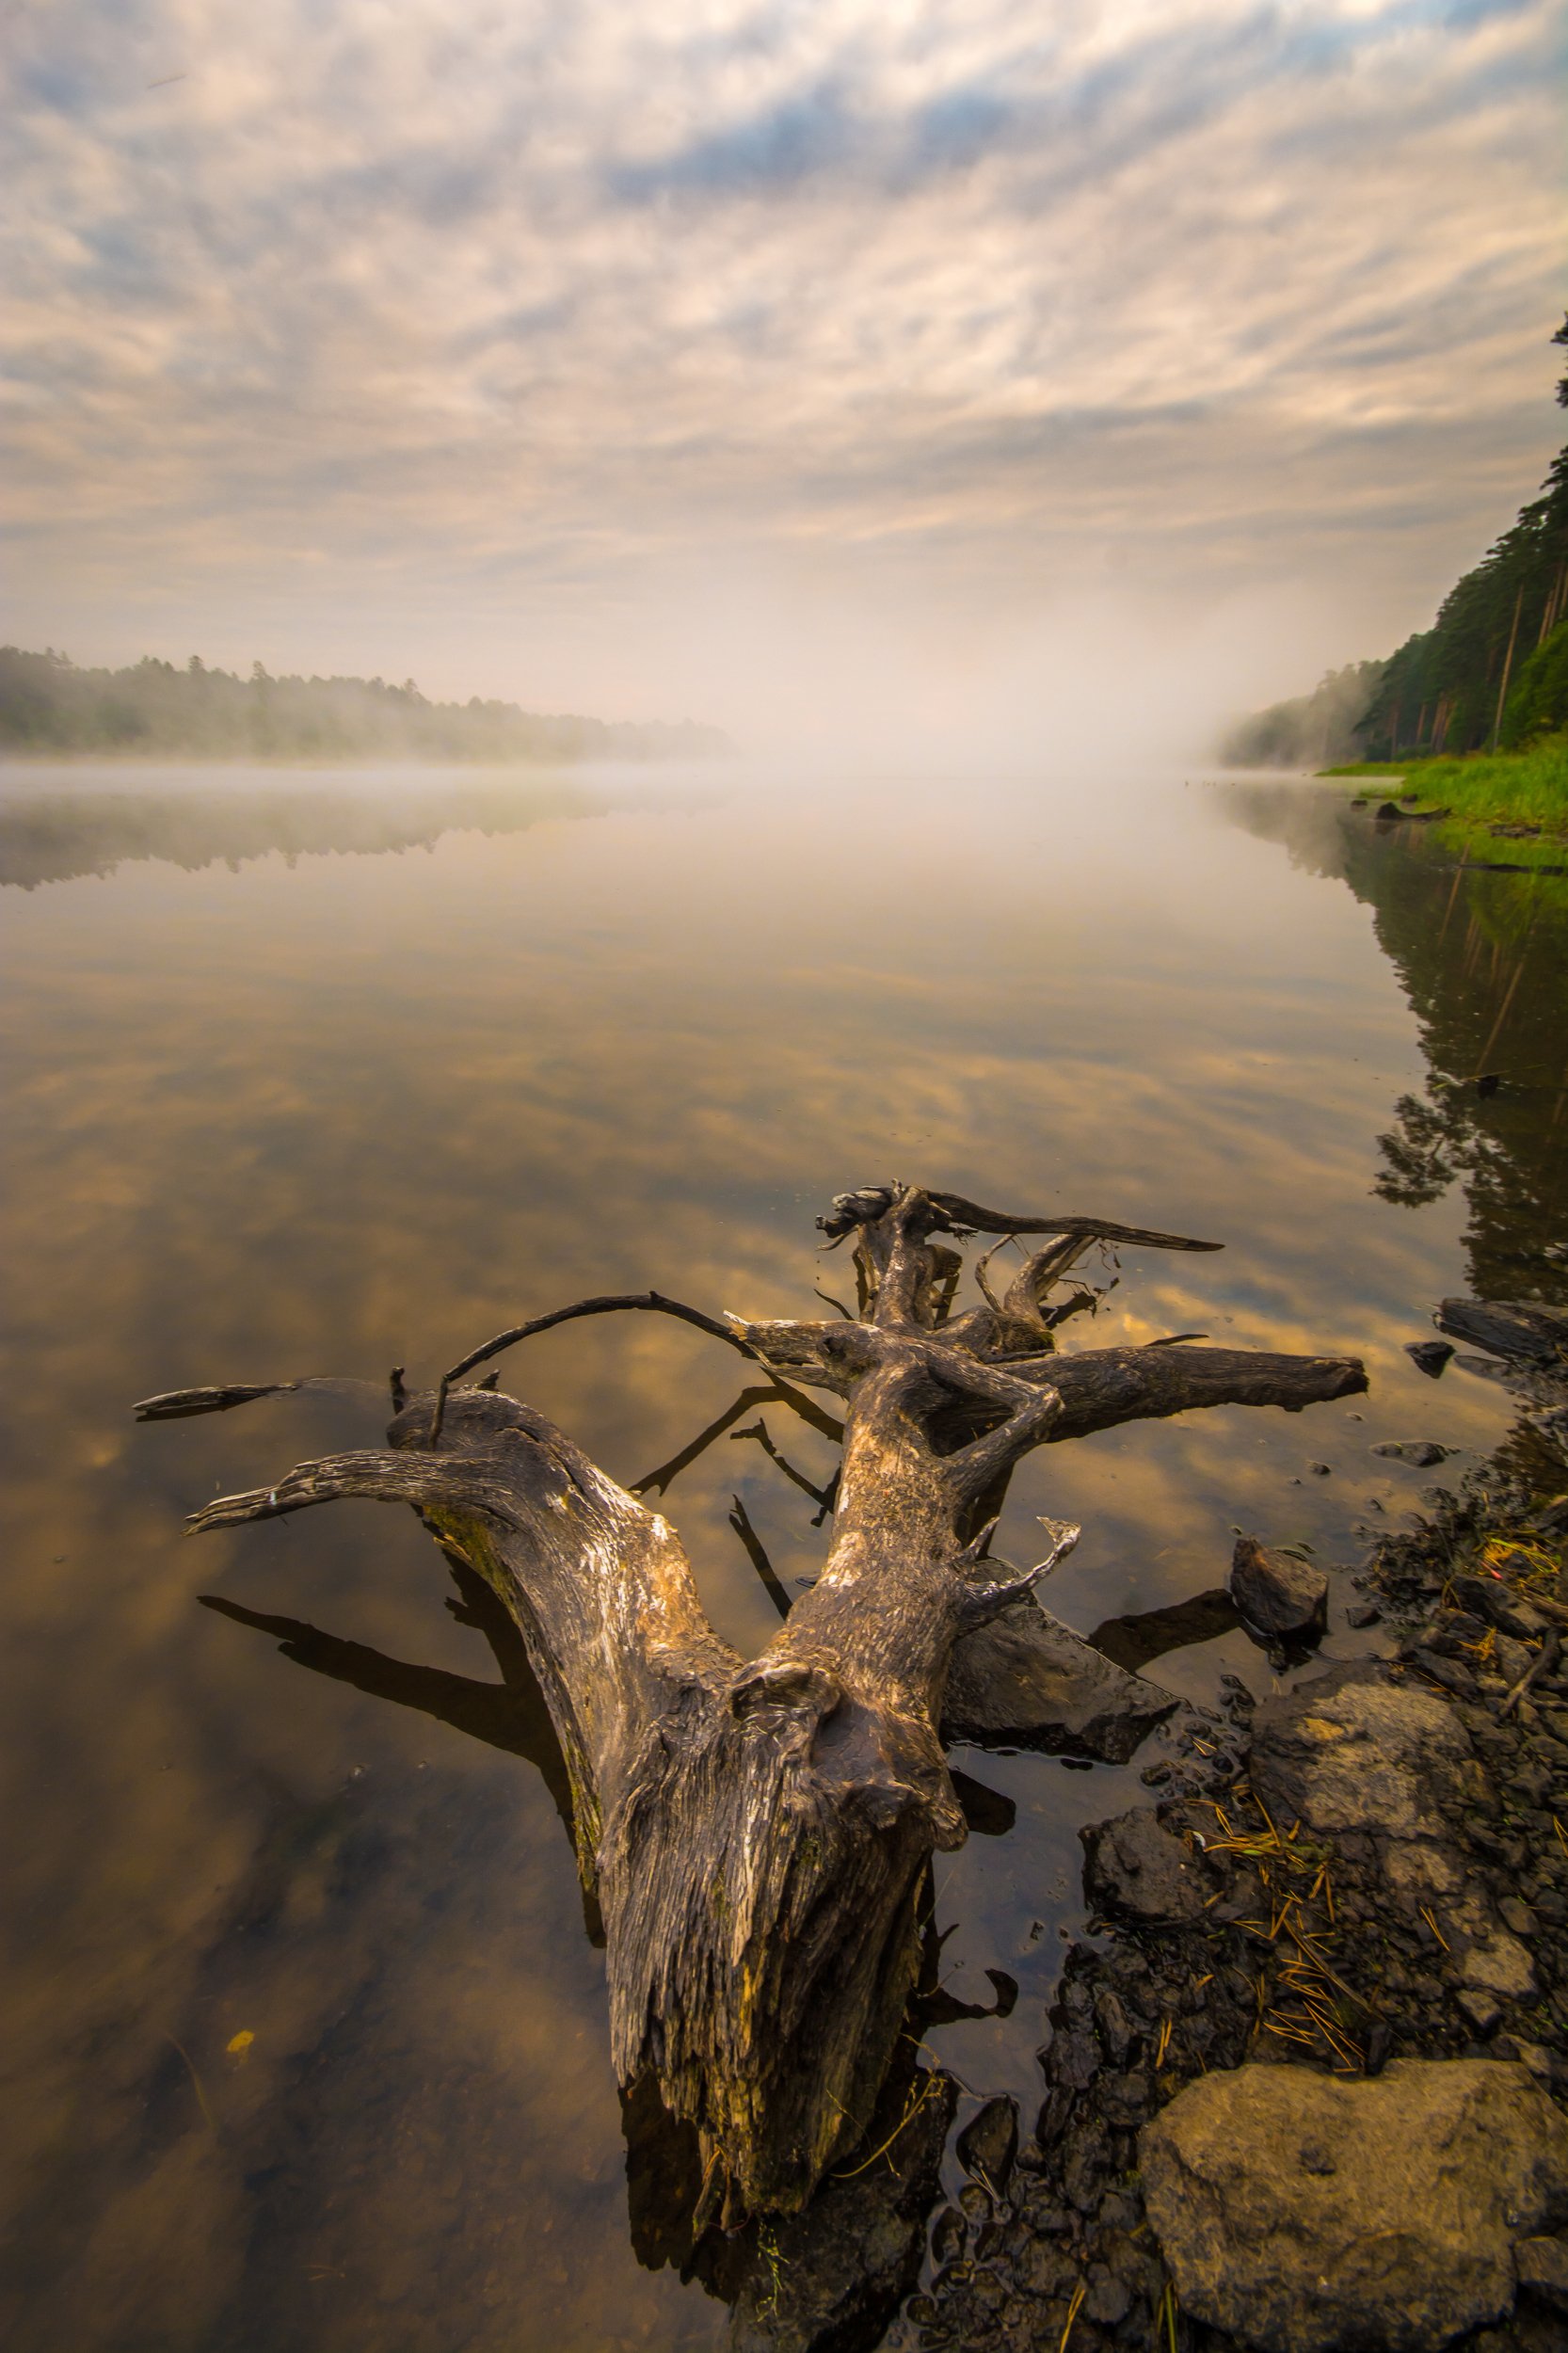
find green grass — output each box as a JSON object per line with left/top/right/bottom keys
{"left": 1320, "top": 733, "right": 1568, "bottom": 845}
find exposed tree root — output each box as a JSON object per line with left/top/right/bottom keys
{"left": 141, "top": 1183, "right": 1365, "bottom": 2219}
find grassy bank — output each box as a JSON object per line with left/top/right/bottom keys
{"left": 1321, "top": 733, "right": 1568, "bottom": 842}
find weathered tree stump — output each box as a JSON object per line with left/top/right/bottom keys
{"left": 138, "top": 1184, "right": 1365, "bottom": 2219}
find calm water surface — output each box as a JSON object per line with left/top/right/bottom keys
{"left": 1, "top": 763, "right": 1561, "bottom": 2351}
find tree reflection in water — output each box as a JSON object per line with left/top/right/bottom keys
{"left": 0, "top": 776, "right": 624, "bottom": 890}
{"left": 1224, "top": 783, "right": 1568, "bottom": 1306}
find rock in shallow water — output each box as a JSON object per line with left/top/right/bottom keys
{"left": 1080, "top": 1807, "right": 1209, "bottom": 1924}
{"left": 956, "top": 2094, "right": 1018, "bottom": 2198}
{"left": 1228, "top": 1535, "right": 1328, "bottom": 1642}
{"left": 1139, "top": 2058, "right": 1568, "bottom": 2353}
{"left": 1435, "top": 1297, "right": 1568, "bottom": 1366}
{"left": 941, "top": 1596, "right": 1176, "bottom": 1762}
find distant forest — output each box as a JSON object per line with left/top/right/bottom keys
{"left": 1224, "top": 318, "right": 1568, "bottom": 768}
{"left": 0, "top": 648, "right": 733, "bottom": 764}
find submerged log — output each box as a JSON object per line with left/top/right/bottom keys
{"left": 144, "top": 1182, "right": 1366, "bottom": 2218}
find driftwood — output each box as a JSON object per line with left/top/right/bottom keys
{"left": 139, "top": 1183, "right": 1366, "bottom": 2220}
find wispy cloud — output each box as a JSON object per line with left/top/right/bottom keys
{"left": 1, "top": 0, "right": 1560, "bottom": 743}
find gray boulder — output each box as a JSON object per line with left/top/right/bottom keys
{"left": 1139, "top": 2058, "right": 1568, "bottom": 2352}
{"left": 1228, "top": 1536, "right": 1328, "bottom": 1642}
{"left": 1081, "top": 1807, "right": 1210, "bottom": 1925}
{"left": 1250, "top": 1662, "right": 1483, "bottom": 1840}
{"left": 943, "top": 1596, "right": 1176, "bottom": 1763}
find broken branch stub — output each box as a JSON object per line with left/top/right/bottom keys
{"left": 160, "top": 1182, "right": 1365, "bottom": 2219}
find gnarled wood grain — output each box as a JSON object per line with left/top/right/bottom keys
{"left": 151, "top": 1182, "right": 1365, "bottom": 2217}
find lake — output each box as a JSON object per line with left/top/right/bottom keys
{"left": 1, "top": 760, "right": 1562, "bottom": 2351}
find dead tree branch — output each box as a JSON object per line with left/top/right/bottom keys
{"left": 148, "top": 1180, "right": 1364, "bottom": 2221}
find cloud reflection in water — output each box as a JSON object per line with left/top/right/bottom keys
{"left": 0, "top": 768, "right": 1534, "bottom": 2349}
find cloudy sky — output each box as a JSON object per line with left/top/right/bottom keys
{"left": 3, "top": 0, "right": 1562, "bottom": 753}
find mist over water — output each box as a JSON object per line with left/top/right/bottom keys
{"left": 4, "top": 757, "right": 1560, "bottom": 2350}
{"left": 5, "top": 0, "right": 1563, "bottom": 2334}
{"left": 3, "top": 563, "right": 1343, "bottom": 775}
{"left": 475, "top": 569, "right": 1343, "bottom": 773}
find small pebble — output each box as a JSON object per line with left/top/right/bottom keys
{"left": 1372, "top": 1440, "right": 1451, "bottom": 1467}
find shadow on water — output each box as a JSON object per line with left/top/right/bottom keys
{"left": 1222, "top": 781, "right": 1568, "bottom": 1306}
{"left": 200, "top": 1567, "right": 590, "bottom": 1905}
{"left": 1088, "top": 1587, "right": 1240, "bottom": 1673}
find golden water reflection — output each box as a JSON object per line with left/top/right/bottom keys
{"left": 0, "top": 766, "right": 1551, "bottom": 2350}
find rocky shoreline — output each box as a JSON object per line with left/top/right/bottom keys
{"left": 893, "top": 1300, "right": 1568, "bottom": 2353}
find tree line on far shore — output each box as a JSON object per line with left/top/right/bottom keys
{"left": 1224, "top": 319, "right": 1568, "bottom": 769}
{"left": 0, "top": 647, "right": 733, "bottom": 765}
